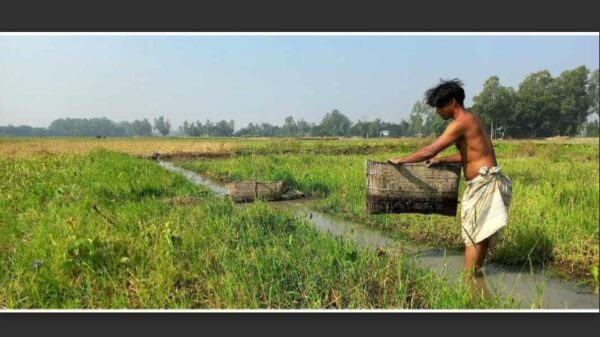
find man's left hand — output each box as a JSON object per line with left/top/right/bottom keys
{"left": 387, "top": 158, "right": 403, "bottom": 165}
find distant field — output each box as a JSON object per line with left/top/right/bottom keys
{"left": 1, "top": 136, "right": 597, "bottom": 157}
{"left": 0, "top": 137, "right": 237, "bottom": 158}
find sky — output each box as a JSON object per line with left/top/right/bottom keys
{"left": 0, "top": 34, "right": 598, "bottom": 129}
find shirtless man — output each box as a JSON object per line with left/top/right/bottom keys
{"left": 388, "top": 79, "right": 512, "bottom": 276}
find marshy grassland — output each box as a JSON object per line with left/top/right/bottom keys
{"left": 178, "top": 138, "right": 599, "bottom": 287}
{"left": 0, "top": 136, "right": 597, "bottom": 308}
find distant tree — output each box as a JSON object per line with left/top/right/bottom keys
{"left": 47, "top": 117, "right": 124, "bottom": 136}
{"left": 262, "top": 122, "right": 280, "bottom": 137}
{"left": 296, "top": 119, "right": 313, "bottom": 136}
{"left": 131, "top": 119, "right": 153, "bottom": 136}
{"left": 424, "top": 111, "right": 450, "bottom": 137}
{"left": 0, "top": 125, "right": 52, "bottom": 137}
{"left": 551, "top": 66, "right": 591, "bottom": 136}
{"left": 349, "top": 120, "right": 369, "bottom": 137}
{"left": 350, "top": 119, "right": 382, "bottom": 138}
{"left": 282, "top": 116, "right": 298, "bottom": 136}
{"left": 318, "top": 109, "right": 351, "bottom": 136}
{"left": 514, "top": 70, "right": 559, "bottom": 137}
{"left": 417, "top": 100, "right": 449, "bottom": 137}
{"left": 153, "top": 116, "right": 171, "bottom": 136}
{"left": 472, "top": 76, "right": 517, "bottom": 138}
{"left": 179, "top": 121, "right": 195, "bottom": 136}
{"left": 183, "top": 120, "right": 205, "bottom": 137}
{"left": 235, "top": 122, "right": 257, "bottom": 137}
{"left": 408, "top": 101, "right": 426, "bottom": 136}
{"left": 214, "top": 120, "right": 235, "bottom": 137}
{"left": 399, "top": 120, "right": 411, "bottom": 136}
{"left": 587, "top": 69, "right": 599, "bottom": 119}
{"left": 203, "top": 119, "right": 215, "bottom": 136}
{"left": 384, "top": 121, "right": 401, "bottom": 137}
{"left": 179, "top": 121, "right": 187, "bottom": 135}
{"left": 582, "top": 69, "right": 599, "bottom": 138}
{"left": 581, "top": 120, "right": 599, "bottom": 137}
{"left": 117, "top": 121, "right": 134, "bottom": 136}
{"left": 369, "top": 119, "right": 385, "bottom": 137}
{"left": 235, "top": 121, "right": 281, "bottom": 137}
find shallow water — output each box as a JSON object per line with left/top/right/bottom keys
{"left": 270, "top": 200, "right": 599, "bottom": 309}
{"left": 159, "top": 161, "right": 599, "bottom": 310}
{"left": 158, "top": 161, "right": 228, "bottom": 196}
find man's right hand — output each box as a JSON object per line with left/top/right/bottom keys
{"left": 425, "top": 158, "right": 440, "bottom": 168}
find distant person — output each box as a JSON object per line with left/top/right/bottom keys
{"left": 388, "top": 79, "right": 512, "bottom": 277}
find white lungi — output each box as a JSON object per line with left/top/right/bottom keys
{"left": 461, "top": 166, "right": 512, "bottom": 248}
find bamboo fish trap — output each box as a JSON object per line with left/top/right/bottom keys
{"left": 365, "top": 160, "right": 461, "bottom": 216}
{"left": 226, "top": 181, "right": 287, "bottom": 202}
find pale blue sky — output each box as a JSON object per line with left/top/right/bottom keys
{"left": 0, "top": 34, "right": 598, "bottom": 129}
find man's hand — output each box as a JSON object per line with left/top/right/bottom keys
{"left": 388, "top": 157, "right": 403, "bottom": 165}
{"left": 425, "top": 158, "right": 441, "bottom": 168}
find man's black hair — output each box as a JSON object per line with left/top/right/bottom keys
{"left": 425, "top": 79, "right": 465, "bottom": 108}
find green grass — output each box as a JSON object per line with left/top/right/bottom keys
{"left": 0, "top": 150, "right": 512, "bottom": 308}
{"left": 179, "top": 141, "right": 599, "bottom": 287}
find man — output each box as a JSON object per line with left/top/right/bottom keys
{"left": 388, "top": 79, "right": 512, "bottom": 276}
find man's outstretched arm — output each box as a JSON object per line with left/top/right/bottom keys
{"left": 432, "top": 152, "right": 462, "bottom": 164}
{"left": 388, "top": 121, "right": 466, "bottom": 165}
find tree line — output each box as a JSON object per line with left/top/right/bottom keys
{"left": 1, "top": 66, "right": 597, "bottom": 138}
{"left": 0, "top": 118, "right": 154, "bottom": 137}
{"left": 472, "top": 66, "right": 598, "bottom": 138}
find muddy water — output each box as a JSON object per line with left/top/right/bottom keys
{"left": 158, "top": 161, "right": 599, "bottom": 309}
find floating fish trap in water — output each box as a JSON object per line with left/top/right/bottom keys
{"left": 226, "top": 181, "right": 287, "bottom": 202}
{"left": 365, "top": 160, "right": 461, "bottom": 216}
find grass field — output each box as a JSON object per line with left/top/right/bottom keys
{"left": 0, "top": 148, "right": 513, "bottom": 309}
{"left": 177, "top": 139, "right": 600, "bottom": 287}
{"left": 0, "top": 136, "right": 597, "bottom": 308}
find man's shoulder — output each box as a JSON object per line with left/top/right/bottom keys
{"left": 462, "top": 111, "right": 480, "bottom": 120}
{"left": 455, "top": 113, "right": 480, "bottom": 127}
{"left": 449, "top": 115, "right": 473, "bottom": 129}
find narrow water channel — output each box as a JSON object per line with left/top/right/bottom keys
{"left": 158, "top": 161, "right": 599, "bottom": 309}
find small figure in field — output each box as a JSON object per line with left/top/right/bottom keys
{"left": 388, "top": 79, "right": 512, "bottom": 277}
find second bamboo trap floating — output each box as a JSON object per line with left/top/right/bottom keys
{"left": 365, "top": 160, "right": 461, "bottom": 216}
